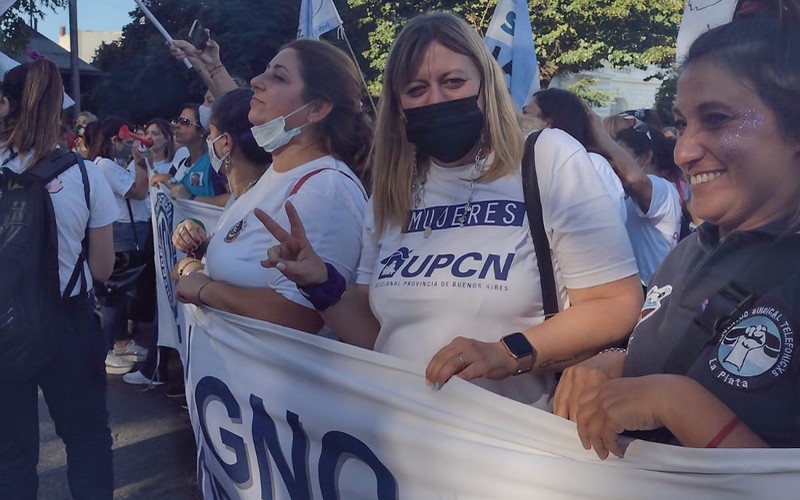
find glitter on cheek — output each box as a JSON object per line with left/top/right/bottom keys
{"left": 717, "top": 108, "right": 765, "bottom": 162}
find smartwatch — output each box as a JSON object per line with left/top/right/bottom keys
{"left": 500, "top": 332, "right": 535, "bottom": 375}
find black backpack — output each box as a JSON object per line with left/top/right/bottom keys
{"left": 0, "top": 149, "right": 88, "bottom": 382}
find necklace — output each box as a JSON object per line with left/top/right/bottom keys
{"left": 229, "top": 176, "right": 260, "bottom": 199}
{"left": 413, "top": 150, "right": 487, "bottom": 239}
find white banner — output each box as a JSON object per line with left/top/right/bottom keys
{"left": 484, "top": 0, "right": 541, "bottom": 110}
{"left": 676, "top": 0, "right": 737, "bottom": 64}
{"left": 150, "top": 184, "right": 222, "bottom": 360}
{"left": 184, "top": 306, "right": 800, "bottom": 499}
{"left": 297, "top": 0, "right": 343, "bottom": 40}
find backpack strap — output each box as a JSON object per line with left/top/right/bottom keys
{"left": 28, "top": 148, "right": 81, "bottom": 182}
{"left": 290, "top": 167, "right": 368, "bottom": 200}
{"left": 60, "top": 158, "right": 91, "bottom": 299}
{"left": 520, "top": 131, "right": 559, "bottom": 319}
{"left": 662, "top": 234, "right": 800, "bottom": 374}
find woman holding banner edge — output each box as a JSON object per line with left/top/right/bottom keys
{"left": 552, "top": 1, "right": 800, "bottom": 457}
{"left": 257, "top": 12, "right": 642, "bottom": 408}
{"left": 170, "top": 39, "right": 371, "bottom": 334}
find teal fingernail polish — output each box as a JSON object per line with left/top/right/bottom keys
{"left": 433, "top": 382, "right": 440, "bottom": 391}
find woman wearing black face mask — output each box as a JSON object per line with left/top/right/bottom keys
{"left": 258, "top": 12, "right": 642, "bottom": 408}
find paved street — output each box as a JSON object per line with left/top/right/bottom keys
{"left": 37, "top": 325, "right": 201, "bottom": 499}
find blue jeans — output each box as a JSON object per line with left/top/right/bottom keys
{"left": 0, "top": 296, "right": 113, "bottom": 499}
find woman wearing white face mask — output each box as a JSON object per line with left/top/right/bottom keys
{"left": 171, "top": 42, "right": 371, "bottom": 332}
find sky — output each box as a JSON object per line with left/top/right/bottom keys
{"left": 36, "top": 0, "right": 136, "bottom": 42}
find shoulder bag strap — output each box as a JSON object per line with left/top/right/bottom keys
{"left": 290, "top": 167, "right": 368, "bottom": 200}
{"left": 125, "top": 198, "right": 140, "bottom": 251}
{"left": 62, "top": 157, "right": 91, "bottom": 298}
{"left": 662, "top": 234, "right": 800, "bottom": 374}
{"left": 520, "top": 131, "right": 559, "bottom": 319}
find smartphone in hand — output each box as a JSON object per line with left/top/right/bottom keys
{"left": 188, "top": 20, "right": 209, "bottom": 50}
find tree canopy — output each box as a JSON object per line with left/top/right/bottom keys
{"left": 1, "top": 0, "right": 67, "bottom": 55}
{"left": 84, "top": 0, "right": 682, "bottom": 123}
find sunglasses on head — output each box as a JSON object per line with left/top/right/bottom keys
{"left": 633, "top": 122, "right": 653, "bottom": 141}
{"left": 171, "top": 117, "right": 202, "bottom": 129}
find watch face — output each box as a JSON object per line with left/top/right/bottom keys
{"left": 503, "top": 332, "right": 533, "bottom": 357}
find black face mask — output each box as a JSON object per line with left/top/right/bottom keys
{"left": 404, "top": 94, "right": 484, "bottom": 163}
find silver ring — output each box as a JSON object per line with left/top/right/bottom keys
{"left": 458, "top": 355, "right": 466, "bottom": 371}
{"left": 180, "top": 225, "right": 188, "bottom": 235}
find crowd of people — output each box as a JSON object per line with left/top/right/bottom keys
{"left": 1, "top": 0, "right": 798, "bottom": 496}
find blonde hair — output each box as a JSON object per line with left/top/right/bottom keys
{"left": 370, "top": 12, "right": 523, "bottom": 232}
{"left": 0, "top": 59, "right": 63, "bottom": 168}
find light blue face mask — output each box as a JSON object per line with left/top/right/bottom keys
{"left": 250, "top": 102, "right": 312, "bottom": 153}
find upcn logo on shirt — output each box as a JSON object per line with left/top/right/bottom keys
{"left": 378, "top": 247, "right": 515, "bottom": 282}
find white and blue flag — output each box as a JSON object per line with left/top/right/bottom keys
{"left": 297, "top": 0, "right": 343, "bottom": 40}
{"left": 484, "top": 0, "right": 541, "bottom": 109}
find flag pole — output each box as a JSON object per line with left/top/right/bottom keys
{"left": 337, "top": 27, "right": 377, "bottom": 116}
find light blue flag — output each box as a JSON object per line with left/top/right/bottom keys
{"left": 297, "top": 0, "right": 343, "bottom": 40}
{"left": 484, "top": 0, "right": 541, "bottom": 110}
{"left": 0, "top": 0, "right": 14, "bottom": 18}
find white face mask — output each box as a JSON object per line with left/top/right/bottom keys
{"left": 250, "top": 102, "right": 312, "bottom": 153}
{"left": 206, "top": 134, "right": 229, "bottom": 174}
{"left": 198, "top": 104, "right": 212, "bottom": 131}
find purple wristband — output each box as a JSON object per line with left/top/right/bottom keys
{"left": 298, "top": 263, "right": 346, "bottom": 311}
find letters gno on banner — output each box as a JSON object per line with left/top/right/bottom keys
{"left": 194, "top": 376, "right": 399, "bottom": 499}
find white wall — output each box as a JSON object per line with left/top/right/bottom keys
{"left": 58, "top": 29, "right": 121, "bottom": 63}
{"left": 550, "top": 62, "right": 666, "bottom": 117}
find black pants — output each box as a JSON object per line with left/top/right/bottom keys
{"left": 0, "top": 295, "right": 113, "bottom": 499}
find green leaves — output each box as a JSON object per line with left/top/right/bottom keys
{"left": 1, "top": 0, "right": 68, "bottom": 55}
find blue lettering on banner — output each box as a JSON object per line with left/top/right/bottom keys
{"left": 406, "top": 200, "right": 525, "bottom": 234}
{"left": 195, "top": 376, "right": 398, "bottom": 498}
{"left": 155, "top": 192, "right": 182, "bottom": 343}
{"left": 379, "top": 248, "right": 515, "bottom": 282}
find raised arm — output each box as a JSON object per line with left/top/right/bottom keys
{"left": 586, "top": 105, "right": 654, "bottom": 213}
{"left": 169, "top": 37, "right": 237, "bottom": 97}
{"left": 254, "top": 204, "right": 380, "bottom": 349}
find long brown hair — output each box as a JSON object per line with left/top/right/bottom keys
{"left": 283, "top": 39, "right": 373, "bottom": 176}
{"left": 370, "top": 12, "right": 523, "bottom": 232}
{"left": 0, "top": 59, "right": 63, "bottom": 168}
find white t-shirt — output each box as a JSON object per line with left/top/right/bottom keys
{"left": 170, "top": 147, "right": 191, "bottom": 180}
{"left": 1, "top": 147, "right": 119, "bottom": 296}
{"left": 114, "top": 159, "right": 151, "bottom": 223}
{"left": 588, "top": 152, "right": 627, "bottom": 224}
{"left": 94, "top": 157, "right": 149, "bottom": 223}
{"left": 357, "top": 128, "right": 638, "bottom": 407}
{"left": 205, "top": 155, "right": 367, "bottom": 311}
{"left": 624, "top": 175, "right": 681, "bottom": 285}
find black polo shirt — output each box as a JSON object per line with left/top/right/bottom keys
{"left": 624, "top": 221, "right": 800, "bottom": 447}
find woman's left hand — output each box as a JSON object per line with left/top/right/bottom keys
{"left": 425, "top": 336, "right": 516, "bottom": 390}
{"left": 575, "top": 374, "right": 675, "bottom": 459}
{"left": 176, "top": 271, "right": 211, "bottom": 305}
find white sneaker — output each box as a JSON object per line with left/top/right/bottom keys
{"left": 113, "top": 340, "right": 148, "bottom": 362}
{"left": 123, "top": 370, "right": 164, "bottom": 386}
{"left": 105, "top": 351, "right": 134, "bottom": 375}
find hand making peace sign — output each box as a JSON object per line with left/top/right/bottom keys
{"left": 254, "top": 201, "right": 329, "bottom": 287}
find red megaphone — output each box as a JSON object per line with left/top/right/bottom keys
{"left": 118, "top": 125, "right": 154, "bottom": 148}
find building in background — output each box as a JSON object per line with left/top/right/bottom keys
{"left": 551, "top": 62, "right": 664, "bottom": 117}
{"left": 58, "top": 26, "right": 121, "bottom": 63}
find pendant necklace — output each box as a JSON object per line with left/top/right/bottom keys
{"left": 413, "top": 150, "right": 487, "bottom": 239}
